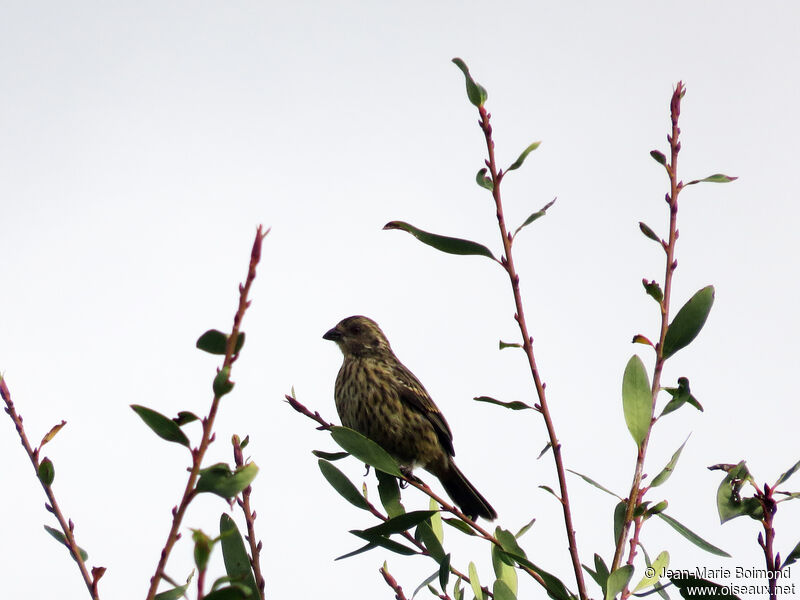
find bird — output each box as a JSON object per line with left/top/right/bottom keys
{"left": 323, "top": 315, "right": 496, "bottom": 521}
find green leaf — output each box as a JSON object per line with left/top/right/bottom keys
{"left": 513, "top": 198, "right": 556, "bottom": 236}
{"left": 439, "top": 553, "right": 451, "bottom": 592}
{"left": 670, "top": 574, "right": 741, "bottom": 599}
{"left": 196, "top": 462, "right": 259, "bottom": 499}
{"left": 473, "top": 396, "right": 533, "bottom": 411}
{"left": 361, "top": 510, "right": 436, "bottom": 537}
{"left": 633, "top": 550, "right": 669, "bottom": 592}
{"left": 220, "top": 514, "right": 259, "bottom": 599}
{"left": 330, "top": 426, "right": 402, "bottom": 477}
{"left": 650, "top": 150, "right": 667, "bottom": 166}
{"left": 639, "top": 222, "right": 661, "bottom": 243}
{"left": 311, "top": 450, "right": 350, "bottom": 461}
{"left": 318, "top": 459, "right": 370, "bottom": 510}
{"left": 197, "top": 330, "right": 246, "bottom": 355}
{"left": 515, "top": 517, "right": 536, "bottom": 539}
{"left": 203, "top": 587, "right": 249, "bottom": 600}
{"left": 622, "top": 355, "right": 652, "bottom": 447}
{"left": 192, "top": 529, "right": 213, "bottom": 571}
{"left": 782, "top": 539, "right": 800, "bottom": 568}
{"left": 174, "top": 411, "right": 200, "bottom": 426}
{"left": 213, "top": 366, "right": 235, "bottom": 396}
{"left": 412, "top": 570, "right": 440, "bottom": 599}
{"left": 493, "top": 579, "right": 517, "bottom": 600}
{"left": 44, "top": 525, "right": 88, "bottom": 562}
{"left": 416, "top": 520, "right": 446, "bottom": 563}
{"left": 492, "top": 544, "right": 518, "bottom": 596}
{"left": 775, "top": 458, "right": 800, "bottom": 487}
{"left": 334, "top": 542, "right": 377, "bottom": 561}
{"left": 656, "top": 512, "right": 731, "bottom": 556}
{"left": 476, "top": 167, "right": 494, "bottom": 190}
{"left": 377, "top": 470, "right": 405, "bottom": 517}
{"left": 131, "top": 405, "right": 190, "bottom": 448}
{"left": 651, "top": 437, "right": 689, "bottom": 487}
{"left": 642, "top": 279, "right": 663, "bottom": 303}
{"left": 605, "top": 565, "right": 633, "bottom": 600}
{"left": 349, "top": 530, "right": 417, "bottom": 556}
{"left": 660, "top": 377, "right": 703, "bottom": 417}
{"left": 507, "top": 141, "right": 542, "bottom": 172}
{"left": 383, "top": 221, "right": 496, "bottom": 261}
{"left": 498, "top": 340, "right": 523, "bottom": 350}
{"left": 568, "top": 469, "right": 622, "bottom": 499}
{"left": 582, "top": 553, "right": 609, "bottom": 592}
{"left": 716, "top": 462, "right": 763, "bottom": 523}
{"left": 684, "top": 173, "right": 738, "bottom": 186}
{"left": 468, "top": 562, "right": 484, "bottom": 600}
{"left": 662, "top": 286, "right": 715, "bottom": 359}
{"left": 613, "top": 501, "right": 627, "bottom": 546}
{"left": 494, "top": 550, "right": 572, "bottom": 600}
{"left": 452, "top": 57, "right": 488, "bottom": 107}
{"left": 429, "top": 497, "right": 443, "bottom": 542}
{"left": 154, "top": 583, "right": 191, "bottom": 600}
{"left": 38, "top": 457, "right": 55, "bottom": 486}
{"left": 495, "top": 527, "right": 527, "bottom": 559}
{"left": 443, "top": 517, "right": 478, "bottom": 536}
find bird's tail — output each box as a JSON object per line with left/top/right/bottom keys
{"left": 439, "top": 461, "right": 497, "bottom": 521}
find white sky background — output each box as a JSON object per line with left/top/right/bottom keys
{"left": 2, "top": 2, "right": 799, "bottom": 598}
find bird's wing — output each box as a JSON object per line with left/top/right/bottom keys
{"left": 393, "top": 361, "right": 455, "bottom": 457}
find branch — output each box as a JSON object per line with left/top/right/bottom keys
{"left": 233, "top": 435, "right": 266, "bottom": 600}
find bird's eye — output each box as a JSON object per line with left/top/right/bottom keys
{"left": 351, "top": 325, "right": 362, "bottom": 335}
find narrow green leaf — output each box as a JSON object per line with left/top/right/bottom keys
{"left": 656, "top": 512, "right": 731, "bottom": 556}
{"left": 220, "top": 514, "right": 258, "bottom": 599}
{"left": 651, "top": 437, "right": 689, "bottom": 487}
{"left": 196, "top": 462, "right": 259, "bottom": 499}
{"left": 507, "top": 141, "right": 542, "bottom": 172}
{"left": 39, "top": 420, "right": 66, "bottom": 448}
{"left": 498, "top": 340, "right": 522, "bottom": 350}
{"left": 662, "top": 286, "right": 715, "bottom": 359}
{"left": 646, "top": 500, "right": 668, "bottom": 517}
{"left": 476, "top": 167, "right": 494, "bottom": 190}
{"left": 38, "top": 457, "right": 55, "bottom": 486}
{"left": 782, "top": 539, "right": 800, "bottom": 568}
{"left": 174, "top": 411, "right": 200, "bottom": 426}
{"left": 452, "top": 58, "right": 488, "bottom": 107}
{"left": 494, "top": 551, "right": 572, "bottom": 600}
{"left": 334, "top": 542, "right": 377, "bottom": 561}
{"left": 670, "top": 574, "right": 741, "bottom": 599}
{"left": 642, "top": 279, "right": 664, "bottom": 303}
{"left": 383, "top": 221, "right": 496, "bottom": 261}
{"left": 513, "top": 198, "right": 556, "bottom": 236}
{"left": 685, "top": 173, "right": 738, "bottom": 186}
{"left": 568, "top": 469, "right": 622, "bottom": 499}
{"left": 538, "top": 485, "right": 559, "bottom": 500}
{"left": 131, "top": 405, "right": 190, "bottom": 448}
{"left": 650, "top": 150, "right": 667, "bottom": 166}
{"left": 192, "top": 529, "right": 213, "bottom": 572}
{"left": 443, "top": 517, "right": 478, "bottom": 536}
{"left": 622, "top": 355, "right": 652, "bottom": 447}
{"left": 492, "top": 544, "right": 518, "bottom": 596}
{"left": 203, "top": 587, "right": 249, "bottom": 600}
{"left": 154, "top": 584, "right": 191, "bottom": 600}
{"left": 311, "top": 450, "right": 349, "bottom": 461}
{"left": 349, "top": 530, "right": 417, "bottom": 555}
{"left": 377, "top": 470, "right": 405, "bottom": 517}
{"left": 197, "top": 330, "right": 246, "bottom": 355}
{"left": 493, "top": 579, "right": 517, "bottom": 600}
{"left": 775, "top": 458, "right": 800, "bottom": 487}
{"left": 515, "top": 517, "right": 536, "bottom": 539}
{"left": 473, "top": 396, "right": 533, "bottom": 411}
{"left": 583, "top": 554, "right": 609, "bottom": 592}
{"left": 605, "top": 565, "right": 633, "bottom": 600}
{"left": 638, "top": 547, "right": 670, "bottom": 600}
{"left": 416, "top": 520, "right": 445, "bottom": 563}
{"left": 213, "top": 366, "right": 235, "bottom": 396}
{"left": 318, "top": 459, "right": 370, "bottom": 510}
{"left": 639, "top": 222, "right": 661, "bottom": 242}
{"left": 44, "top": 525, "right": 88, "bottom": 561}
{"left": 361, "top": 510, "right": 436, "bottom": 537}
{"left": 429, "top": 497, "right": 443, "bottom": 542}
{"left": 468, "top": 562, "right": 484, "bottom": 600}
{"left": 330, "top": 426, "right": 402, "bottom": 477}
{"left": 632, "top": 550, "right": 669, "bottom": 592}
{"left": 613, "top": 501, "right": 627, "bottom": 546}
{"left": 412, "top": 570, "right": 440, "bottom": 599}
{"left": 439, "top": 553, "right": 451, "bottom": 592}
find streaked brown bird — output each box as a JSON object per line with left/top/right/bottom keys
{"left": 323, "top": 315, "right": 497, "bottom": 520}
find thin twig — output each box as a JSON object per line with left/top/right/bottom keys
{"left": 144, "top": 226, "right": 269, "bottom": 600}
{"left": 476, "top": 104, "right": 588, "bottom": 600}
{"left": 1, "top": 376, "right": 101, "bottom": 599}
{"left": 612, "top": 83, "right": 685, "bottom": 574}
{"left": 379, "top": 564, "right": 410, "bottom": 600}
{"left": 233, "top": 435, "right": 267, "bottom": 600}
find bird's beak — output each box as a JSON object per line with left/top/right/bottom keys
{"left": 323, "top": 326, "right": 342, "bottom": 341}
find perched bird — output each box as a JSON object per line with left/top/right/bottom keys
{"left": 323, "top": 315, "right": 496, "bottom": 521}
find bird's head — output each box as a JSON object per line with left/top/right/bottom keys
{"left": 323, "top": 315, "right": 392, "bottom": 357}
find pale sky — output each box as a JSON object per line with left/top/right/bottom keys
{"left": 2, "top": 2, "right": 799, "bottom": 599}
